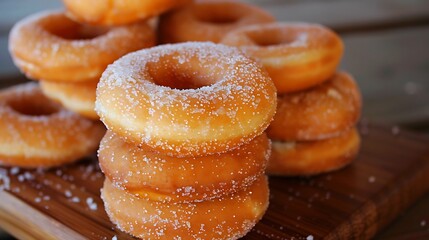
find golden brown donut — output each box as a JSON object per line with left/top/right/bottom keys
{"left": 9, "top": 11, "right": 155, "bottom": 83}
{"left": 96, "top": 42, "right": 277, "bottom": 157}
{"left": 0, "top": 83, "right": 105, "bottom": 168}
{"left": 63, "top": 0, "right": 192, "bottom": 26}
{"left": 40, "top": 80, "right": 98, "bottom": 119}
{"left": 268, "top": 128, "right": 360, "bottom": 176}
{"left": 98, "top": 130, "right": 270, "bottom": 203}
{"left": 221, "top": 22, "right": 344, "bottom": 93}
{"left": 101, "top": 175, "right": 269, "bottom": 239}
{"left": 267, "top": 72, "right": 361, "bottom": 141}
{"left": 158, "top": 0, "right": 275, "bottom": 43}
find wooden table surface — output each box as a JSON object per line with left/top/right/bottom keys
{"left": 1, "top": 0, "right": 429, "bottom": 239}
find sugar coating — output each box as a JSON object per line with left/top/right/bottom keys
{"left": 9, "top": 10, "right": 152, "bottom": 62}
{"left": 96, "top": 42, "right": 276, "bottom": 156}
{"left": 86, "top": 197, "right": 98, "bottom": 210}
{"left": 0, "top": 83, "right": 105, "bottom": 167}
{"left": 0, "top": 168, "right": 10, "bottom": 190}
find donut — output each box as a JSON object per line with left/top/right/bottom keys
{"left": 101, "top": 175, "right": 269, "bottom": 239}
{"left": 9, "top": 11, "right": 155, "bottom": 83}
{"left": 267, "top": 72, "right": 361, "bottom": 141}
{"left": 63, "top": 0, "right": 192, "bottom": 26}
{"left": 158, "top": 0, "right": 275, "bottom": 43}
{"left": 221, "top": 22, "right": 344, "bottom": 93}
{"left": 268, "top": 128, "right": 360, "bottom": 176}
{"left": 99, "top": 130, "right": 270, "bottom": 203}
{"left": 40, "top": 80, "right": 98, "bottom": 119}
{"left": 0, "top": 83, "right": 105, "bottom": 168}
{"left": 96, "top": 42, "right": 277, "bottom": 157}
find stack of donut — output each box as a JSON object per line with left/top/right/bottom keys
{"left": 222, "top": 23, "right": 362, "bottom": 176}
{"left": 8, "top": 10, "right": 156, "bottom": 119}
{"left": 96, "top": 42, "right": 277, "bottom": 239}
{"left": 4, "top": 0, "right": 365, "bottom": 238}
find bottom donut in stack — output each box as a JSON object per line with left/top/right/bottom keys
{"left": 102, "top": 176, "right": 269, "bottom": 239}
{"left": 95, "top": 42, "right": 277, "bottom": 239}
{"left": 267, "top": 72, "right": 362, "bottom": 176}
{"left": 268, "top": 128, "right": 360, "bottom": 175}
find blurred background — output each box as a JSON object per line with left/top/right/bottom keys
{"left": 0, "top": 0, "right": 429, "bottom": 239}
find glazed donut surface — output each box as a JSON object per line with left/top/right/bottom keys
{"left": 101, "top": 175, "right": 269, "bottom": 239}
{"left": 221, "top": 22, "right": 344, "bottom": 93}
{"left": 96, "top": 42, "right": 277, "bottom": 157}
{"left": 0, "top": 83, "right": 105, "bottom": 168}
{"left": 268, "top": 128, "right": 360, "bottom": 176}
{"left": 40, "top": 80, "right": 98, "bottom": 119}
{"left": 158, "top": 0, "right": 275, "bottom": 43}
{"left": 99, "top": 131, "right": 270, "bottom": 202}
{"left": 9, "top": 11, "right": 155, "bottom": 82}
{"left": 267, "top": 72, "right": 361, "bottom": 141}
{"left": 63, "top": 0, "right": 192, "bottom": 26}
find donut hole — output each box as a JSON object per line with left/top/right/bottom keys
{"left": 50, "top": 25, "right": 108, "bottom": 40}
{"left": 246, "top": 30, "right": 297, "bottom": 47}
{"left": 44, "top": 16, "right": 109, "bottom": 40}
{"left": 146, "top": 56, "right": 219, "bottom": 90}
{"left": 194, "top": 5, "right": 241, "bottom": 25}
{"left": 8, "top": 98, "right": 59, "bottom": 116}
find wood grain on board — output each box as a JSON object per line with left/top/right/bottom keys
{"left": 0, "top": 124, "right": 428, "bottom": 239}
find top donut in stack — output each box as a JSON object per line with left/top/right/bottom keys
{"left": 8, "top": 5, "right": 158, "bottom": 119}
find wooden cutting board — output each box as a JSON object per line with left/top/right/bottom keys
{"left": 0, "top": 123, "right": 428, "bottom": 240}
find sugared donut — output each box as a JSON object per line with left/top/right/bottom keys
{"left": 221, "top": 22, "right": 344, "bottom": 93}
{"left": 268, "top": 128, "right": 360, "bottom": 176}
{"left": 99, "top": 130, "right": 270, "bottom": 203}
{"left": 267, "top": 72, "right": 361, "bottom": 141}
{"left": 9, "top": 11, "right": 155, "bottom": 83}
{"left": 96, "top": 42, "right": 277, "bottom": 157}
{"left": 158, "top": 0, "right": 275, "bottom": 43}
{"left": 102, "top": 175, "right": 269, "bottom": 239}
{"left": 40, "top": 80, "right": 98, "bottom": 119}
{"left": 0, "top": 83, "right": 105, "bottom": 168}
{"left": 63, "top": 0, "right": 192, "bottom": 26}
